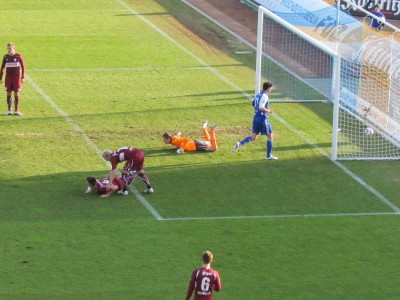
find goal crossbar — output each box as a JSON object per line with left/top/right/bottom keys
{"left": 256, "top": 6, "right": 339, "bottom": 103}
{"left": 256, "top": 3, "right": 400, "bottom": 160}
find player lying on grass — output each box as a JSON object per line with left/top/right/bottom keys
{"left": 162, "top": 121, "right": 218, "bottom": 154}
{"left": 85, "top": 176, "right": 127, "bottom": 198}
{"left": 102, "top": 147, "right": 153, "bottom": 194}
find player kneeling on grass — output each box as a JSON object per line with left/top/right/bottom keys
{"left": 162, "top": 120, "right": 218, "bottom": 154}
{"left": 102, "top": 147, "right": 153, "bottom": 194}
{"left": 85, "top": 176, "right": 128, "bottom": 198}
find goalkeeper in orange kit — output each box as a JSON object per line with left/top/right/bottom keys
{"left": 162, "top": 121, "right": 218, "bottom": 154}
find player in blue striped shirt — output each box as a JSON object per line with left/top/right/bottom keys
{"left": 233, "top": 81, "right": 278, "bottom": 159}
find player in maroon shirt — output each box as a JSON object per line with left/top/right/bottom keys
{"left": 186, "top": 251, "right": 222, "bottom": 300}
{"left": 84, "top": 176, "right": 126, "bottom": 198}
{"left": 102, "top": 146, "right": 153, "bottom": 194}
{"left": 0, "top": 43, "right": 25, "bottom": 116}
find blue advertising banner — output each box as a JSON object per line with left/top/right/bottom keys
{"left": 342, "top": 0, "right": 400, "bottom": 20}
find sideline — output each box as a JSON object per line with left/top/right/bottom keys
{"left": 25, "top": 75, "right": 164, "bottom": 221}
{"left": 27, "top": 66, "right": 213, "bottom": 72}
{"left": 164, "top": 211, "right": 400, "bottom": 221}
{"left": 117, "top": 0, "right": 400, "bottom": 215}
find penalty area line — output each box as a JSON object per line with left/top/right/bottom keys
{"left": 25, "top": 74, "right": 163, "bottom": 221}
{"left": 116, "top": 0, "right": 253, "bottom": 102}
{"left": 2, "top": 9, "right": 127, "bottom": 12}
{"left": 153, "top": 0, "right": 400, "bottom": 214}
{"left": 27, "top": 66, "right": 212, "bottom": 72}
{"left": 162, "top": 211, "right": 400, "bottom": 221}
{"left": 117, "top": 0, "right": 400, "bottom": 213}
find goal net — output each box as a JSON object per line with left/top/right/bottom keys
{"left": 256, "top": 2, "right": 400, "bottom": 160}
{"left": 255, "top": 6, "right": 337, "bottom": 102}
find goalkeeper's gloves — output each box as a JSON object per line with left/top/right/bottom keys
{"left": 176, "top": 148, "right": 184, "bottom": 154}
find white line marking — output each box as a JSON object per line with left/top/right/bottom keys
{"left": 1, "top": 9, "right": 126, "bottom": 12}
{"left": 272, "top": 116, "right": 400, "bottom": 213}
{"left": 116, "top": 0, "right": 253, "bottom": 102}
{"left": 179, "top": 0, "right": 400, "bottom": 213}
{"left": 27, "top": 66, "right": 211, "bottom": 72}
{"left": 22, "top": 1, "right": 399, "bottom": 221}
{"left": 25, "top": 74, "right": 163, "bottom": 221}
{"left": 116, "top": 0, "right": 400, "bottom": 214}
{"left": 180, "top": 0, "right": 257, "bottom": 51}
{"left": 163, "top": 211, "right": 400, "bottom": 221}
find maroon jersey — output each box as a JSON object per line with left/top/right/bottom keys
{"left": 0, "top": 53, "right": 25, "bottom": 80}
{"left": 95, "top": 177, "right": 124, "bottom": 195}
{"left": 186, "top": 267, "right": 221, "bottom": 300}
{"left": 110, "top": 147, "right": 144, "bottom": 172}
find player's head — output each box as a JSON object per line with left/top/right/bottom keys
{"left": 202, "top": 251, "right": 214, "bottom": 265}
{"left": 162, "top": 133, "right": 172, "bottom": 144}
{"left": 7, "top": 43, "right": 15, "bottom": 55}
{"left": 262, "top": 81, "right": 273, "bottom": 92}
{"left": 86, "top": 177, "right": 97, "bottom": 187}
{"left": 102, "top": 150, "right": 112, "bottom": 161}
{"left": 374, "top": 4, "right": 380, "bottom": 12}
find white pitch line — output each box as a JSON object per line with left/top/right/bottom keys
{"left": 163, "top": 211, "right": 400, "bottom": 221}
{"left": 23, "top": 1, "right": 399, "bottom": 221}
{"left": 25, "top": 74, "right": 163, "bottom": 221}
{"left": 115, "top": 0, "right": 400, "bottom": 214}
{"left": 272, "top": 115, "right": 400, "bottom": 213}
{"left": 27, "top": 66, "right": 211, "bottom": 72}
{"left": 1, "top": 9, "right": 127, "bottom": 12}
{"left": 116, "top": 0, "right": 253, "bottom": 102}
{"left": 180, "top": 0, "right": 257, "bottom": 51}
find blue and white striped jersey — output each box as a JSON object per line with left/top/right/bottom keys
{"left": 252, "top": 91, "right": 269, "bottom": 117}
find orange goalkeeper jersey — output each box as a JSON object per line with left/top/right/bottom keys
{"left": 171, "top": 135, "right": 197, "bottom": 151}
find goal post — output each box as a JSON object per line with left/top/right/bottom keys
{"left": 256, "top": 3, "right": 400, "bottom": 160}
{"left": 255, "top": 5, "right": 339, "bottom": 102}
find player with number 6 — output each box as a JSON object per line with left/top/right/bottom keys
{"left": 186, "top": 250, "right": 222, "bottom": 300}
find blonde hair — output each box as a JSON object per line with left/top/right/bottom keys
{"left": 102, "top": 150, "right": 112, "bottom": 160}
{"left": 7, "top": 43, "right": 15, "bottom": 49}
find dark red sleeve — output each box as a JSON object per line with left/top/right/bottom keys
{"left": 19, "top": 55, "right": 25, "bottom": 79}
{"left": 213, "top": 271, "right": 221, "bottom": 292}
{"left": 110, "top": 156, "right": 119, "bottom": 170}
{"left": 0, "top": 56, "right": 5, "bottom": 80}
{"left": 185, "top": 271, "right": 196, "bottom": 300}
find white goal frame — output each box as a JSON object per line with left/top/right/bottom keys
{"left": 256, "top": 4, "right": 400, "bottom": 161}
{"left": 256, "top": 5, "right": 341, "bottom": 160}
{"left": 255, "top": 6, "right": 340, "bottom": 103}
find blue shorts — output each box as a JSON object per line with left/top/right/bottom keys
{"left": 252, "top": 115, "right": 272, "bottom": 135}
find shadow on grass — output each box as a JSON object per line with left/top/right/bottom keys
{"left": 0, "top": 170, "right": 152, "bottom": 222}
{"left": 146, "top": 158, "right": 393, "bottom": 219}
{"left": 149, "top": 0, "right": 335, "bottom": 124}
{"left": 172, "top": 90, "right": 253, "bottom": 100}
{"left": 0, "top": 158, "right": 394, "bottom": 223}
{"left": 1, "top": 101, "right": 249, "bottom": 125}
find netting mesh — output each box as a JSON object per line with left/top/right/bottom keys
{"left": 336, "top": 30, "right": 400, "bottom": 159}
{"left": 261, "top": 16, "right": 334, "bottom": 101}
{"left": 258, "top": 1, "right": 400, "bottom": 159}
{"left": 335, "top": 18, "right": 400, "bottom": 159}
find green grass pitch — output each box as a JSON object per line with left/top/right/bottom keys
{"left": 1, "top": 0, "right": 400, "bottom": 299}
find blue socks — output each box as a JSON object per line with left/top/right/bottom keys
{"left": 240, "top": 136, "right": 253, "bottom": 146}
{"left": 239, "top": 137, "right": 273, "bottom": 157}
{"left": 267, "top": 140, "right": 272, "bottom": 157}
